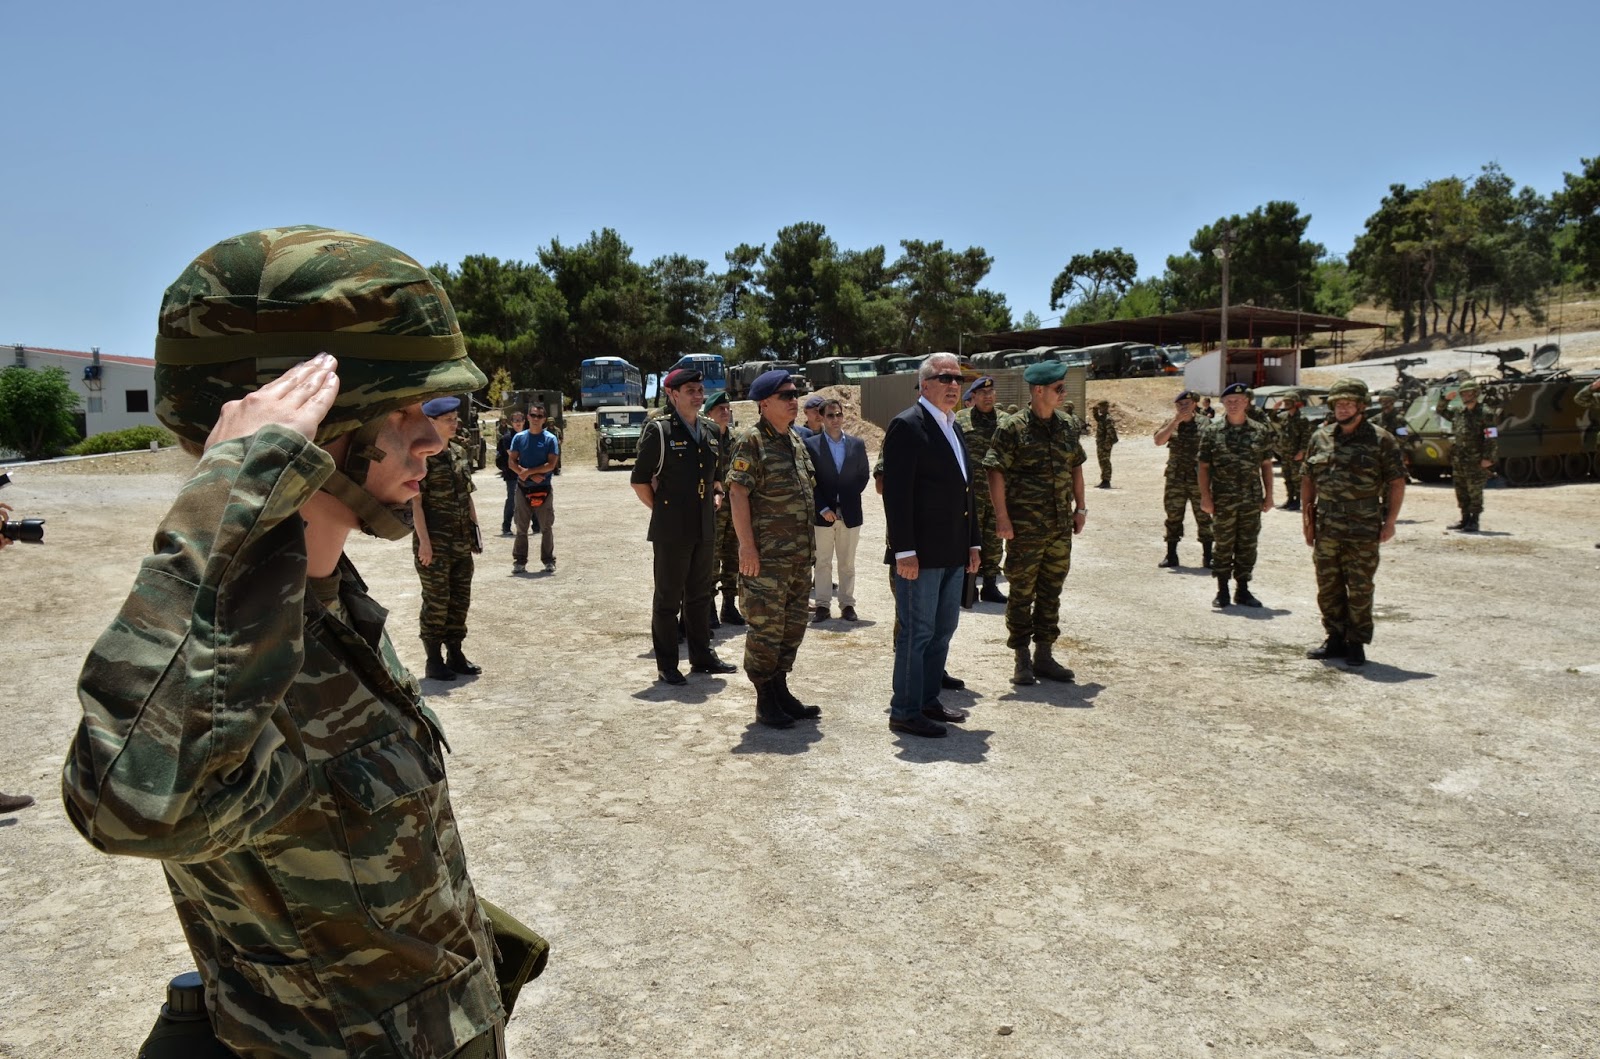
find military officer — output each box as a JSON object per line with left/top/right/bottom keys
{"left": 704, "top": 388, "right": 745, "bottom": 626}
{"left": 412, "top": 395, "right": 484, "bottom": 680}
{"left": 1435, "top": 378, "right": 1498, "bottom": 532}
{"left": 631, "top": 368, "right": 738, "bottom": 685}
{"left": 986, "top": 359, "right": 1088, "bottom": 686}
{"left": 1198, "top": 382, "right": 1276, "bottom": 609}
{"left": 729, "top": 369, "right": 820, "bottom": 727}
{"left": 1092, "top": 398, "right": 1118, "bottom": 488}
{"left": 1275, "top": 392, "right": 1313, "bottom": 511}
{"left": 1302, "top": 377, "right": 1406, "bottom": 667}
{"left": 1154, "top": 390, "right": 1214, "bottom": 568}
{"left": 955, "top": 375, "right": 1007, "bottom": 604}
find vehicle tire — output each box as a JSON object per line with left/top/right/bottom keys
{"left": 1534, "top": 454, "right": 1562, "bottom": 483}
{"left": 1501, "top": 456, "right": 1534, "bottom": 485}
{"left": 598, "top": 449, "right": 610, "bottom": 472}
{"left": 1562, "top": 452, "right": 1589, "bottom": 481}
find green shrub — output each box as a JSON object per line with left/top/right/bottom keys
{"left": 67, "top": 425, "right": 178, "bottom": 456}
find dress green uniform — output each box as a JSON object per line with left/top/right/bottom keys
{"left": 1198, "top": 410, "right": 1274, "bottom": 605}
{"left": 1435, "top": 385, "right": 1498, "bottom": 530}
{"left": 956, "top": 403, "right": 1004, "bottom": 580}
{"left": 1093, "top": 403, "right": 1118, "bottom": 487}
{"left": 1163, "top": 419, "right": 1213, "bottom": 550}
{"left": 415, "top": 434, "right": 477, "bottom": 666}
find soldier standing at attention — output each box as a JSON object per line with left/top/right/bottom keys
{"left": 631, "top": 368, "right": 738, "bottom": 685}
{"left": 729, "top": 369, "right": 820, "bottom": 728}
{"left": 986, "top": 360, "right": 1088, "bottom": 686}
{"left": 493, "top": 409, "right": 525, "bottom": 535}
{"left": 1276, "top": 393, "right": 1313, "bottom": 511}
{"left": 412, "top": 396, "right": 484, "bottom": 680}
{"left": 1436, "top": 378, "right": 1498, "bottom": 532}
{"left": 1303, "top": 377, "right": 1406, "bottom": 667}
{"left": 1092, "top": 398, "right": 1118, "bottom": 489}
{"left": 1198, "top": 382, "right": 1276, "bottom": 609}
{"left": 704, "top": 389, "right": 745, "bottom": 627}
{"left": 955, "top": 375, "right": 1007, "bottom": 604}
{"left": 1154, "top": 391, "right": 1214, "bottom": 569}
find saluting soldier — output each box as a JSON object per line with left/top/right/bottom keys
{"left": 728, "top": 369, "right": 820, "bottom": 728}
{"left": 1153, "top": 390, "right": 1214, "bottom": 569}
{"left": 631, "top": 367, "right": 738, "bottom": 685}
{"left": 704, "top": 388, "right": 745, "bottom": 627}
{"left": 955, "top": 375, "right": 1007, "bottom": 604}
{"left": 412, "top": 395, "right": 485, "bottom": 680}
{"left": 1198, "top": 382, "right": 1276, "bottom": 609}
{"left": 1092, "top": 399, "right": 1118, "bottom": 488}
{"left": 1303, "top": 377, "right": 1406, "bottom": 667}
{"left": 1435, "top": 378, "right": 1498, "bottom": 532}
{"left": 1275, "top": 393, "right": 1313, "bottom": 511}
{"left": 985, "top": 359, "right": 1088, "bottom": 686}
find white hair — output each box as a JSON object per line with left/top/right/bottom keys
{"left": 918, "top": 352, "right": 960, "bottom": 381}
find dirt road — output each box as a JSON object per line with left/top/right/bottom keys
{"left": 1, "top": 384, "right": 1596, "bottom": 1058}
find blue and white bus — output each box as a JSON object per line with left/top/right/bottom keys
{"left": 579, "top": 356, "right": 644, "bottom": 410}
{"left": 666, "top": 353, "right": 727, "bottom": 395}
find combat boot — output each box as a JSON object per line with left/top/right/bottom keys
{"left": 1201, "top": 540, "right": 1214, "bottom": 568}
{"left": 0, "top": 792, "right": 36, "bottom": 814}
{"left": 979, "top": 576, "right": 1007, "bottom": 604}
{"left": 1011, "top": 647, "right": 1037, "bottom": 686}
{"left": 1212, "top": 576, "right": 1231, "bottom": 609}
{"left": 1448, "top": 512, "right": 1470, "bottom": 531}
{"left": 1306, "top": 634, "right": 1348, "bottom": 660}
{"left": 1233, "top": 580, "right": 1261, "bottom": 607}
{"left": 720, "top": 588, "right": 746, "bottom": 626}
{"left": 445, "top": 642, "right": 482, "bottom": 675}
{"left": 1462, "top": 514, "right": 1480, "bottom": 533}
{"left": 1032, "top": 643, "right": 1075, "bottom": 682}
{"left": 754, "top": 681, "right": 794, "bottom": 729}
{"left": 1345, "top": 642, "right": 1367, "bottom": 667}
{"left": 773, "top": 672, "right": 821, "bottom": 719}
{"left": 1158, "top": 541, "right": 1180, "bottom": 568}
{"left": 1096, "top": 478, "right": 1111, "bottom": 489}
{"left": 424, "top": 643, "right": 456, "bottom": 681}
{"left": 1283, "top": 497, "right": 1301, "bottom": 512}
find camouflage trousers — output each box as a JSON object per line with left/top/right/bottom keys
{"left": 975, "top": 487, "right": 1004, "bottom": 579}
{"left": 1096, "top": 440, "right": 1114, "bottom": 484}
{"left": 1003, "top": 532, "right": 1073, "bottom": 650}
{"left": 740, "top": 556, "right": 811, "bottom": 684}
{"left": 1210, "top": 504, "right": 1263, "bottom": 581}
{"left": 1313, "top": 537, "right": 1382, "bottom": 645}
{"left": 1163, "top": 475, "right": 1213, "bottom": 543}
{"left": 414, "top": 539, "right": 473, "bottom": 647}
{"left": 715, "top": 502, "right": 740, "bottom": 595}
{"left": 1452, "top": 459, "right": 1488, "bottom": 516}
{"left": 1280, "top": 457, "right": 1302, "bottom": 505}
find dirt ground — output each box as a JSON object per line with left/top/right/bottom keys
{"left": 2, "top": 379, "right": 1598, "bottom": 1059}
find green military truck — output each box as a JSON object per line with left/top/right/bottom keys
{"left": 595, "top": 405, "right": 650, "bottom": 470}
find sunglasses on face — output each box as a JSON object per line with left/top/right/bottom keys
{"left": 773, "top": 390, "right": 801, "bottom": 400}
{"left": 1050, "top": 384, "right": 1067, "bottom": 394}
{"left": 928, "top": 373, "right": 964, "bottom": 385}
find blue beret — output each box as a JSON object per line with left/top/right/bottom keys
{"left": 422, "top": 396, "right": 461, "bottom": 417}
{"left": 1174, "top": 390, "right": 1197, "bottom": 403}
{"left": 1221, "top": 382, "right": 1249, "bottom": 397}
{"left": 964, "top": 376, "right": 994, "bottom": 400}
{"left": 803, "top": 394, "right": 827, "bottom": 410}
{"left": 1022, "top": 360, "right": 1067, "bottom": 386}
{"left": 749, "top": 369, "right": 792, "bottom": 401}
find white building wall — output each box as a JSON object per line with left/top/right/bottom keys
{"left": 9, "top": 347, "right": 159, "bottom": 436}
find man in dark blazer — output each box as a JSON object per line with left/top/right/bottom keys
{"left": 804, "top": 398, "right": 871, "bottom": 622}
{"left": 631, "top": 368, "right": 738, "bottom": 685}
{"left": 881, "top": 352, "right": 982, "bottom": 738}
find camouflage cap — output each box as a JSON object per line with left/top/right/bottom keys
{"left": 1377, "top": 387, "right": 1398, "bottom": 400}
{"left": 154, "top": 226, "right": 486, "bottom": 445}
{"left": 1326, "top": 377, "right": 1370, "bottom": 403}
{"left": 1458, "top": 378, "right": 1481, "bottom": 393}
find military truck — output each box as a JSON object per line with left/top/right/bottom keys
{"left": 728, "top": 360, "right": 801, "bottom": 399}
{"left": 805, "top": 356, "right": 881, "bottom": 388}
{"left": 594, "top": 405, "right": 649, "bottom": 471}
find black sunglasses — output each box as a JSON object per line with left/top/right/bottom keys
{"left": 773, "top": 390, "right": 801, "bottom": 400}
{"left": 928, "top": 373, "right": 963, "bottom": 385}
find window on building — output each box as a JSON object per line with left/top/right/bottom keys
{"left": 126, "top": 389, "right": 150, "bottom": 413}
{"left": 87, "top": 397, "right": 104, "bottom": 414}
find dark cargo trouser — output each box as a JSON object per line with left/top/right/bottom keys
{"left": 653, "top": 537, "right": 716, "bottom": 669}
{"left": 740, "top": 557, "right": 811, "bottom": 684}
{"left": 1003, "top": 532, "right": 1073, "bottom": 650}
{"left": 1163, "top": 475, "right": 1213, "bottom": 543}
{"left": 1210, "top": 504, "right": 1263, "bottom": 581}
{"left": 975, "top": 486, "right": 1004, "bottom": 579}
{"left": 415, "top": 541, "right": 473, "bottom": 647}
{"left": 1314, "top": 537, "right": 1381, "bottom": 645}
{"left": 1096, "top": 440, "right": 1114, "bottom": 484}
{"left": 1452, "top": 459, "right": 1488, "bottom": 517}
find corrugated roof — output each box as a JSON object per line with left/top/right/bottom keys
{"left": 973, "top": 306, "right": 1382, "bottom": 352}
{"left": 11, "top": 345, "right": 154, "bottom": 367}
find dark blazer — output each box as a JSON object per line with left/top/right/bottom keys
{"left": 630, "top": 412, "right": 720, "bottom": 543}
{"left": 881, "top": 400, "right": 979, "bottom": 568}
{"left": 804, "top": 431, "right": 871, "bottom": 529}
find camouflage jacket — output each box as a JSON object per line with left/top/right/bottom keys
{"left": 1435, "top": 396, "right": 1499, "bottom": 464}
{"left": 983, "top": 408, "right": 1086, "bottom": 538}
{"left": 1093, "top": 407, "right": 1119, "bottom": 446}
{"left": 1163, "top": 418, "right": 1204, "bottom": 481}
{"left": 727, "top": 417, "right": 815, "bottom": 562}
{"left": 1277, "top": 410, "right": 1313, "bottom": 459}
{"left": 1198, "top": 417, "right": 1275, "bottom": 509}
{"left": 1304, "top": 418, "right": 1405, "bottom": 540}
{"left": 418, "top": 438, "right": 477, "bottom": 552}
{"left": 1377, "top": 407, "right": 1409, "bottom": 438}
{"left": 1576, "top": 382, "right": 1600, "bottom": 410}
{"left": 62, "top": 426, "right": 502, "bottom": 1059}
{"left": 956, "top": 407, "right": 1000, "bottom": 498}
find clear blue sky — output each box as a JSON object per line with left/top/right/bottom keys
{"left": 5, "top": 0, "right": 1596, "bottom": 359}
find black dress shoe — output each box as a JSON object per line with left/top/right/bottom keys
{"left": 889, "top": 715, "right": 947, "bottom": 738}
{"left": 658, "top": 668, "right": 687, "bottom": 686}
{"left": 940, "top": 672, "right": 965, "bottom": 690}
{"left": 691, "top": 656, "right": 737, "bottom": 675}
{"left": 922, "top": 702, "right": 968, "bottom": 723}
{"left": 841, "top": 605, "right": 858, "bottom": 622}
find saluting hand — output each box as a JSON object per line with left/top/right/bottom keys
{"left": 206, "top": 353, "right": 340, "bottom": 451}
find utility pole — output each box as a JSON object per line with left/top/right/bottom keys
{"left": 1212, "top": 225, "right": 1233, "bottom": 393}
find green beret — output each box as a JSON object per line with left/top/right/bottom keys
{"left": 1023, "top": 360, "right": 1067, "bottom": 385}
{"left": 703, "top": 390, "right": 730, "bottom": 412}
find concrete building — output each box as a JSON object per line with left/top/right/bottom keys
{"left": 8, "top": 344, "right": 159, "bottom": 438}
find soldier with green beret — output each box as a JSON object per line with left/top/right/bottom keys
{"left": 1303, "top": 376, "right": 1407, "bottom": 667}
{"left": 62, "top": 227, "right": 519, "bottom": 1057}
{"left": 1154, "top": 390, "right": 1214, "bottom": 569}
{"left": 1092, "top": 399, "right": 1118, "bottom": 488}
{"left": 1198, "top": 383, "right": 1276, "bottom": 608}
{"left": 955, "top": 375, "right": 1008, "bottom": 604}
{"left": 703, "top": 389, "right": 746, "bottom": 627}
{"left": 1435, "top": 377, "right": 1498, "bottom": 532}
{"left": 413, "top": 395, "right": 485, "bottom": 680}
{"left": 985, "top": 358, "right": 1087, "bottom": 685}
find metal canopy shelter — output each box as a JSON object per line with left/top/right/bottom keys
{"left": 971, "top": 306, "right": 1382, "bottom": 352}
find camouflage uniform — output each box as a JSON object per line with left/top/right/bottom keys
{"left": 955, "top": 405, "right": 1004, "bottom": 578}
{"left": 1436, "top": 393, "right": 1499, "bottom": 522}
{"left": 1304, "top": 418, "right": 1406, "bottom": 645}
{"left": 714, "top": 424, "right": 740, "bottom": 600}
{"left": 1198, "top": 417, "right": 1274, "bottom": 581}
{"left": 1093, "top": 404, "right": 1118, "bottom": 486}
{"left": 1163, "top": 420, "right": 1213, "bottom": 545}
{"left": 984, "top": 410, "right": 1086, "bottom": 650}
{"left": 727, "top": 418, "right": 816, "bottom": 684}
{"left": 1276, "top": 408, "right": 1313, "bottom": 504}
{"left": 414, "top": 435, "right": 477, "bottom": 651}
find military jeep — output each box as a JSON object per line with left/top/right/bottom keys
{"left": 595, "top": 406, "right": 649, "bottom": 471}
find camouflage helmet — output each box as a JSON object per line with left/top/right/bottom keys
{"left": 1326, "top": 377, "right": 1370, "bottom": 404}
{"left": 1377, "top": 387, "right": 1398, "bottom": 400}
{"left": 154, "top": 225, "right": 486, "bottom": 446}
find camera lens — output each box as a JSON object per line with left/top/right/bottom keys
{"left": 1, "top": 518, "right": 45, "bottom": 543}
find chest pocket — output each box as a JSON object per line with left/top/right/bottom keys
{"left": 327, "top": 730, "right": 451, "bottom": 924}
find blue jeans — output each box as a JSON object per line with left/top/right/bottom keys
{"left": 891, "top": 564, "right": 964, "bottom": 720}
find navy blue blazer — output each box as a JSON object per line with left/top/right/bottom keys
{"left": 804, "top": 431, "right": 871, "bottom": 528}
{"left": 880, "top": 401, "right": 979, "bottom": 568}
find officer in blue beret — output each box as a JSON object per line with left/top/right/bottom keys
{"left": 414, "top": 394, "right": 483, "bottom": 680}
